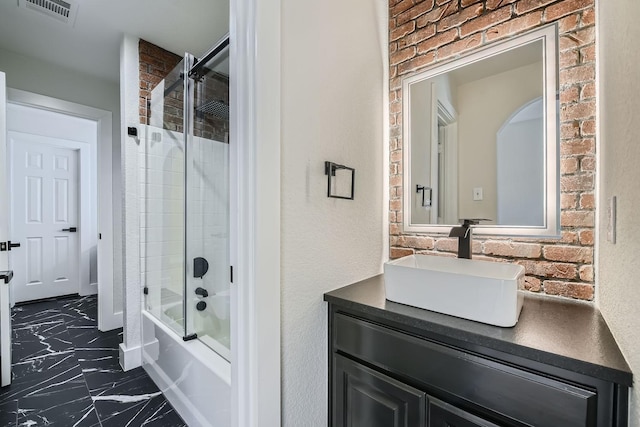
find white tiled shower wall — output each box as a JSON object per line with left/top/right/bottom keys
{"left": 139, "top": 126, "right": 184, "bottom": 315}
{"left": 138, "top": 124, "right": 229, "bottom": 345}
{"left": 187, "top": 134, "right": 230, "bottom": 351}
{"left": 186, "top": 131, "right": 230, "bottom": 301}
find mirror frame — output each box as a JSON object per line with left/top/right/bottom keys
{"left": 402, "top": 24, "right": 560, "bottom": 237}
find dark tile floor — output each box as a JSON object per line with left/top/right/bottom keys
{"left": 0, "top": 295, "right": 187, "bottom": 427}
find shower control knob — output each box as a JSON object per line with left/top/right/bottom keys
{"left": 196, "top": 301, "right": 207, "bottom": 311}
{"left": 195, "top": 287, "right": 209, "bottom": 298}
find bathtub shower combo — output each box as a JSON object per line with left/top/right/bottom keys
{"left": 140, "top": 36, "right": 231, "bottom": 427}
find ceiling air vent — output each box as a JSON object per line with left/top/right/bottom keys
{"left": 18, "top": 0, "right": 79, "bottom": 26}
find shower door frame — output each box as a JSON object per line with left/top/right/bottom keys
{"left": 183, "top": 53, "right": 194, "bottom": 340}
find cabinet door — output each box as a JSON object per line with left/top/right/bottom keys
{"left": 428, "top": 397, "right": 501, "bottom": 427}
{"left": 334, "top": 313, "right": 599, "bottom": 426}
{"left": 333, "top": 354, "right": 426, "bottom": 427}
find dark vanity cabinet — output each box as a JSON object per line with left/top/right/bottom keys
{"left": 325, "top": 275, "right": 632, "bottom": 427}
{"left": 333, "top": 353, "right": 427, "bottom": 426}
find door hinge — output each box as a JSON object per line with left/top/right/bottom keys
{"left": 183, "top": 333, "right": 198, "bottom": 341}
{"left": 143, "top": 286, "right": 149, "bottom": 295}
{"left": 99, "top": 233, "right": 102, "bottom": 240}
{"left": 230, "top": 265, "right": 233, "bottom": 283}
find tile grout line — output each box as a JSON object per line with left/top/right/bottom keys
{"left": 67, "top": 297, "right": 109, "bottom": 427}
{"left": 62, "top": 306, "right": 104, "bottom": 427}
{"left": 66, "top": 297, "right": 104, "bottom": 427}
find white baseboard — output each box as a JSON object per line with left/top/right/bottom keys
{"left": 98, "top": 310, "right": 123, "bottom": 332}
{"left": 143, "top": 337, "right": 160, "bottom": 363}
{"left": 79, "top": 282, "right": 98, "bottom": 296}
{"left": 119, "top": 342, "right": 142, "bottom": 371}
{"left": 143, "top": 356, "right": 211, "bottom": 427}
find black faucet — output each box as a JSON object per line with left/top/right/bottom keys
{"left": 449, "top": 219, "right": 483, "bottom": 259}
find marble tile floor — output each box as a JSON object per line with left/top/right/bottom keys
{"left": 0, "top": 295, "right": 187, "bottom": 427}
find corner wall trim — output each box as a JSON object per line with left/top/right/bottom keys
{"left": 119, "top": 342, "right": 142, "bottom": 371}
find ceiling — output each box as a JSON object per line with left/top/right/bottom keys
{"left": 0, "top": 0, "right": 230, "bottom": 83}
{"left": 450, "top": 40, "right": 543, "bottom": 86}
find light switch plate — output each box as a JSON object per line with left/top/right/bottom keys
{"left": 607, "top": 196, "right": 616, "bottom": 243}
{"left": 473, "top": 187, "right": 483, "bottom": 201}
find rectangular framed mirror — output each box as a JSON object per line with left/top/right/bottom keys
{"left": 402, "top": 24, "right": 559, "bottom": 237}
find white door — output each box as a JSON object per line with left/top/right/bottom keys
{"left": 10, "top": 137, "right": 79, "bottom": 302}
{"left": 0, "top": 72, "right": 12, "bottom": 386}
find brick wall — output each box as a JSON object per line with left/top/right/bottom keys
{"left": 139, "top": 39, "right": 182, "bottom": 126}
{"left": 389, "top": 0, "right": 596, "bottom": 300}
{"left": 139, "top": 39, "right": 230, "bottom": 142}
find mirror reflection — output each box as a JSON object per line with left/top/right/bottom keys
{"left": 403, "top": 25, "right": 559, "bottom": 236}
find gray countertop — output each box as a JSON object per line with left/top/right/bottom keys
{"left": 324, "top": 274, "right": 632, "bottom": 386}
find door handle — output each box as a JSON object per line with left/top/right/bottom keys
{"left": 8, "top": 241, "right": 20, "bottom": 251}
{"left": 416, "top": 185, "right": 432, "bottom": 207}
{"left": 62, "top": 227, "right": 77, "bottom": 232}
{"left": 0, "top": 270, "right": 12, "bottom": 284}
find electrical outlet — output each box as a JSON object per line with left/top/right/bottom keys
{"left": 473, "top": 187, "right": 483, "bottom": 201}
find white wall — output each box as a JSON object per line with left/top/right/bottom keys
{"left": 597, "top": 0, "right": 640, "bottom": 423}
{"left": 0, "top": 48, "right": 119, "bottom": 114}
{"left": 0, "top": 72, "right": 8, "bottom": 387}
{"left": 496, "top": 102, "right": 544, "bottom": 226}
{"left": 119, "top": 34, "right": 142, "bottom": 370}
{"left": 457, "top": 61, "right": 542, "bottom": 222}
{"left": 0, "top": 73, "right": 8, "bottom": 273}
{"left": 280, "top": 0, "right": 387, "bottom": 424}
{"left": 410, "top": 80, "right": 434, "bottom": 224}
{"left": 231, "top": 0, "right": 282, "bottom": 422}
{"left": 0, "top": 46, "right": 123, "bottom": 312}
{"left": 409, "top": 75, "right": 456, "bottom": 225}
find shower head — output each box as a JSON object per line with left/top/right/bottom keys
{"left": 195, "top": 99, "right": 229, "bottom": 121}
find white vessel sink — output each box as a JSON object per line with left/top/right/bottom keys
{"left": 384, "top": 255, "right": 525, "bottom": 327}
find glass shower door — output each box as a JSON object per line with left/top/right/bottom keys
{"left": 142, "top": 57, "right": 187, "bottom": 337}
{"left": 185, "top": 39, "right": 231, "bottom": 360}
